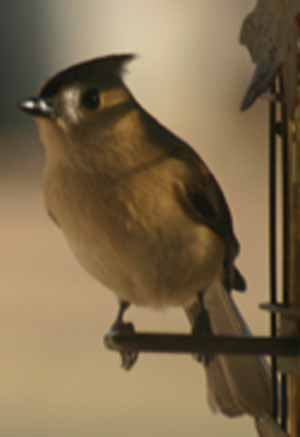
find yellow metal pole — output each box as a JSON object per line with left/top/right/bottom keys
{"left": 281, "top": 4, "right": 300, "bottom": 432}
{"left": 288, "top": 108, "right": 300, "bottom": 436}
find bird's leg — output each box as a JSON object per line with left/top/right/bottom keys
{"left": 104, "top": 300, "right": 138, "bottom": 371}
{"left": 192, "top": 292, "right": 213, "bottom": 365}
{"left": 111, "top": 300, "right": 131, "bottom": 331}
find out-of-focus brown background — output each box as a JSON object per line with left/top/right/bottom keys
{"left": 2, "top": 1, "right": 271, "bottom": 436}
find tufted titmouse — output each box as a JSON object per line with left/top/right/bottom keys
{"left": 20, "top": 54, "right": 285, "bottom": 436}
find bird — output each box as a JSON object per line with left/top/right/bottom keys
{"left": 19, "top": 54, "right": 286, "bottom": 436}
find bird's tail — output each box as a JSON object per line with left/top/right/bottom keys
{"left": 185, "top": 280, "right": 288, "bottom": 437}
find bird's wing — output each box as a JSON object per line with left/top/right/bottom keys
{"left": 185, "top": 174, "right": 234, "bottom": 243}
{"left": 142, "top": 108, "right": 244, "bottom": 290}
{"left": 142, "top": 108, "right": 238, "bottom": 253}
{"left": 176, "top": 154, "right": 239, "bottom": 258}
{"left": 174, "top": 153, "right": 245, "bottom": 292}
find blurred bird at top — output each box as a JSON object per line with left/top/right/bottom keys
{"left": 240, "top": 0, "right": 300, "bottom": 111}
{"left": 20, "top": 54, "right": 286, "bottom": 436}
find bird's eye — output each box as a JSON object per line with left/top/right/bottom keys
{"left": 81, "top": 88, "right": 100, "bottom": 110}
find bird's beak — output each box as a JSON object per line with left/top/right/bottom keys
{"left": 19, "top": 97, "right": 55, "bottom": 118}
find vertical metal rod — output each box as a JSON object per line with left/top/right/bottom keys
{"left": 269, "top": 80, "right": 279, "bottom": 420}
{"left": 279, "top": 73, "right": 290, "bottom": 432}
{"left": 280, "top": 76, "right": 290, "bottom": 307}
{"left": 289, "top": 82, "right": 300, "bottom": 437}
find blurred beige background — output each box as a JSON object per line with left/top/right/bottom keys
{"left": 1, "top": 1, "right": 272, "bottom": 436}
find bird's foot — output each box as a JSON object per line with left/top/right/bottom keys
{"left": 104, "top": 319, "right": 138, "bottom": 371}
{"left": 192, "top": 297, "right": 213, "bottom": 365}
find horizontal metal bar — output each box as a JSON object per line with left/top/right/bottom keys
{"left": 105, "top": 331, "right": 300, "bottom": 356}
{"left": 260, "top": 303, "right": 300, "bottom": 319}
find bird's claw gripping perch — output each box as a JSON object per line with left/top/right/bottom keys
{"left": 104, "top": 321, "right": 139, "bottom": 370}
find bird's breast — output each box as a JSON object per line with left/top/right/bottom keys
{"left": 44, "top": 165, "right": 224, "bottom": 308}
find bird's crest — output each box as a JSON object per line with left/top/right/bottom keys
{"left": 40, "top": 54, "right": 136, "bottom": 98}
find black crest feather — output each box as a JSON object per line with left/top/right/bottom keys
{"left": 40, "top": 54, "right": 136, "bottom": 98}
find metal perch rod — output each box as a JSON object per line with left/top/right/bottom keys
{"left": 106, "top": 331, "right": 300, "bottom": 356}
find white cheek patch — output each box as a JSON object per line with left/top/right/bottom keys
{"left": 63, "top": 88, "right": 81, "bottom": 126}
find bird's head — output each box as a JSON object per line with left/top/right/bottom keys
{"left": 19, "top": 54, "right": 144, "bottom": 170}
